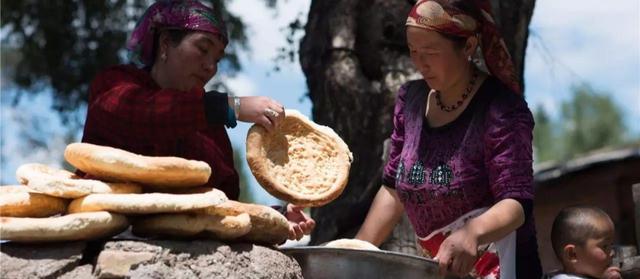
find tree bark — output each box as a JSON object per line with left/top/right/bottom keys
{"left": 300, "top": 0, "right": 536, "bottom": 252}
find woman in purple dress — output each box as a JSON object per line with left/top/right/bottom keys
{"left": 355, "top": 0, "right": 542, "bottom": 278}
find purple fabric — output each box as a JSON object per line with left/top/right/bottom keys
{"left": 382, "top": 76, "right": 541, "bottom": 275}
{"left": 127, "top": 0, "right": 228, "bottom": 68}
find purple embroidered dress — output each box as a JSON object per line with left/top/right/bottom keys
{"left": 382, "top": 76, "right": 542, "bottom": 277}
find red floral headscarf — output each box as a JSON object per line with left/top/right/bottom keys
{"left": 406, "top": 0, "right": 521, "bottom": 94}
{"left": 127, "top": 0, "right": 228, "bottom": 68}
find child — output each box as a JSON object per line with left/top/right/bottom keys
{"left": 550, "top": 206, "right": 621, "bottom": 279}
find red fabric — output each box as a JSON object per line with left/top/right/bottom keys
{"left": 417, "top": 231, "right": 501, "bottom": 278}
{"left": 406, "top": 0, "right": 521, "bottom": 94}
{"left": 475, "top": 252, "right": 500, "bottom": 277}
{"left": 80, "top": 64, "right": 239, "bottom": 199}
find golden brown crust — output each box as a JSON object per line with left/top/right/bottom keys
{"left": 67, "top": 190, "right": 228, "bottom": 214}
{"left": 64, "top": 143, "right": 211, "bottom": 188}
{"left": 0, "top": 211, "right": 129, "bottom": 242}
{"left": 324, "top": 238, "right": 380, "bottom": 251}
{"left": 0, "top": 185, "right": 68, "bottom": 217}
{"left": 200, "top": 200, "right": 289, "bottom": 245}
{"left": 131, "top": 212, "right": 251, "bottom": 240}
{"left": 246, "top": 110, "right": 352, "bottom": 207}
{"left": 142, "top": 186, "right": 213, "bottom": 194}
{"left": 16, "top": 163, "right": 142, "bottom": 198}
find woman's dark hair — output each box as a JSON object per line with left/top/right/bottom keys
{"left": 163, "top": 29, "right": 192, "bottom": 46}
{"left": 440, "top": 0, "right": 483, "bottom": 49}
{"left": 147, "top": 28, "right": 193, "bottom": 68}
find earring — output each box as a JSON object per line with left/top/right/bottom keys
{"left": 467, "top": 56, "right": 472, "bottom": 62}
{"left": 161, "top": 53, "right": 167, "bottom": 62}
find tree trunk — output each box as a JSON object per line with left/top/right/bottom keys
{"left": 300, "top": 0, "right": 536, "bottom": 252}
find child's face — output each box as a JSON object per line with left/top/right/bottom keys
{"left": 572, "top": 218, "right": 615, "bottom": 278}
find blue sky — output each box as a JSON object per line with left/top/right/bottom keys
{"left": 1, "top": 0, "right": 638, "bottom": 205}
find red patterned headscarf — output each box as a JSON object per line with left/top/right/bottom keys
{"left": 406, "top": 0, "right": 521, "bottom": 94}
{"left": 127, "top": 0, "right": 228, "bottom": 68}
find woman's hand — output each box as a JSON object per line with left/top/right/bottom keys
{"left": 433, "top": 199, "right": 523, "bottom": 276}
{"left": 284, "top": 204, "right": 316, "bottom": 240}
{"left": 237, "top": 96, "right": 285, "bottom": 132}
{"left": 435, "top": 226, "right": 479, "bottom": 277}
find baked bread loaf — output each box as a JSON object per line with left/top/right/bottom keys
{"left": 0, "top": 211, "right": 128, "bottom": 242}
{"left": 0, "top": 185, "right": 67, "bottom": 217}
{"left": 246, "top": 110, "right": 352, "bottom": 207}
{"left": 64, "top": 143, "right": 211, "bottom": 188}
{"left": 142, "top": 186, "right": 213, "bottom": 194}
{"left": 67, "top": 190, "right": 228, "bottom": 214}
{"left": 16, "top": 163, "right": 141, "bottom": 198}
{"left": 201, "top": 200, "right": 290, "bottom": 245}
{"left": 132, "top": 212, "right": 251, "bottom": 240}
{"left": 323, "top": 238, "right": 380, "bottom": 251}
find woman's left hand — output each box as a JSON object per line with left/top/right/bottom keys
{"left": 434, "top": 227, "right": 479, "bottom": 277}
{"left": 284, "top": 204, "right": 316, "bottom": 240}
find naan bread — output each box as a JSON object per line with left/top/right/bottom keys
{"left": 200, "top": 200, "right": 290, "bottom": 245}
{"left": 132, "top": 212, "right": 251, "bottom": 240}
{"left": 64, "top": 143, "right": 211, "bottom": 188}
{"left": 246, "top": 110, "right": 352, "bottom": 207}
{"left": 67, "top": 190, "right": 228, "bottom": 214}
{"left": 0, "top": 185, "right": 67, "bottom": 217}
{"left": 0, "top": 211, "right": 128, "bottom": 242}
{"left": 324, "top": 238, "right": 380, "bottom": 251}
{"left": 16, "top": 163, "right": 141, "bottom": 198}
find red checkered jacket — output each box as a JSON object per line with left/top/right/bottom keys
{"left": 80, "top": 64, "right": 239, "bottom": 199}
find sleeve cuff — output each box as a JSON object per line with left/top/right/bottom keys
{"left": 271, "top": 203, "right": 289, "bottom": 216}
{"left": 203, "top": 91, "right": 229, "bottom": 126}
{"left": 511, "top": 198, "right": 533, "bottom": 220}
{"left": 381, "top": 174, "right": 396, "bottom": 189}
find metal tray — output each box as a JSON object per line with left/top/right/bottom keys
{"left": 282, "top": 246, "right": 465, "bottom": 279}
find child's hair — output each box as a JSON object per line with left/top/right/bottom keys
{"left": 550, "top": 205, "right": 612, "bottom": 260}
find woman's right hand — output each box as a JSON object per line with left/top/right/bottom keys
{"left": 237, "top": 96, "right": 285, "bottom": 132}
{"left": 434, "top": 226, "right": 479, "bottom": 277}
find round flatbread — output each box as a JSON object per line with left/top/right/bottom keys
{"left": 143, "top": 186, "right": 213, "bottom": 194}
{"left": 16, "top": 163, "right": 142, "bottom": 198}
{"left": 201, "top": 200, "right": 290, "bottom": 245}
{"left": 0, "top": 185, "right": 67, "bottom": 217}
{"left": 0, "top": 211, "right": 129, "bottom": 242}
{"left": 246, "top": 110, "right": 352, "bottom": 207}
{"left": 323, "top": 238, "right": 380, "bottom": 251}
{"left": 132, "top": 212, "right": 251, "bottom": 240}
{"left": 64, "top": 143, "right": 211, "bottom": 188}
{"left": 67, "top": 190, "right": 228, "bottom": 214}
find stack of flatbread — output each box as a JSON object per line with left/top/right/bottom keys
{"left": 0, "top": 143, "right": 289, "bottom": 245}
{"left": 246, "top": 110, "right": 353, "bottom": 207}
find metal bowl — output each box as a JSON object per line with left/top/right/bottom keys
{"left": 282, "top": 246, "right": 464, "bottom": 279}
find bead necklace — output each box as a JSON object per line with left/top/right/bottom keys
{"left": 435, "top": 69, "right": 479, "bottom": 112}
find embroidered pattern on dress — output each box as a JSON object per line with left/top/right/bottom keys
{"left": 429, "top": 162, "right": 454, "bottom": 186}
{"left": 408, "top": 160, "right": 426, "bottom": 185}
{"left": 396, "top": 161, "right": 405, "bottom": 185}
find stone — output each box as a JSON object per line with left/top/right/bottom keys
{"left": 0, "top": 241, "right": 85, "bottom": 279}
{"left": 59, "top": 264, "right": 94, "bottom": 279}
{"left": 100, "top": 240, "right": 303, "bottom": 279}
{"left": 0, "top": 239, "right": 302, "bottom": 279}
{"left": 95, "top": 250, "right": 155, "bottom": 279}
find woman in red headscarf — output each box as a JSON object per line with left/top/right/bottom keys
{"left": 355, "top": 0, "right": 542, "bottom": 278}
{"left": 80, "top": 0, "right": 314, "bottom": 241}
